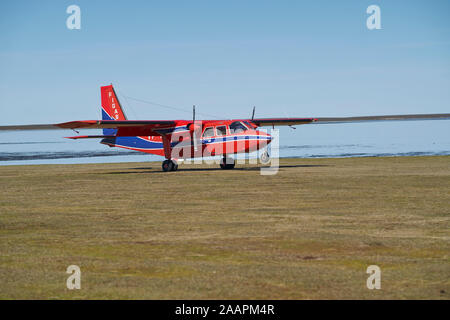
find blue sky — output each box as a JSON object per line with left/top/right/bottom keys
{"left": 1, "top": 0, "right": 449, "bottom": 124}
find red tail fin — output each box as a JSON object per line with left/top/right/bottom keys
{"left": 101, "top": 85, "right": 127, "bottom": 121}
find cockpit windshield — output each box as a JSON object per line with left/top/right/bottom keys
{"left": 243, "top": 121, "right": 253, "bottom": 128}
{"left": 229, "top": 121, "right": 248, "bottom": 134}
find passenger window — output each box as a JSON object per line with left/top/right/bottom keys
{"left": 216, "top": 126, "right": 227, "bottom": 136}
{"left": 202, "top": 127, "right": 214, "bottom": 137}
{"left": 229, "top": 121, "right": 248, "bottom": 134}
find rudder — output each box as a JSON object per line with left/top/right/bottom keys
{"left": 101, "top": 84, "right": 127, "bottom": 135}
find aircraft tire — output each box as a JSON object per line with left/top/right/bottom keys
{"left": 260, "top": 151, "right": 270, "bottom": 164}
{"left": 220, "top": 157, "right": 235, "bottom": 170}
{"left": 162, "top": 160, "right": 174, "bottom": 172}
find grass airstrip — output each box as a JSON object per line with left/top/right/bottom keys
{"left": 0, "top": 156, "right": 449, "bottom": 299}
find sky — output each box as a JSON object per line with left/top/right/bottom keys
{"left": 0, "top": 0, "right": 449, "bottom": 127}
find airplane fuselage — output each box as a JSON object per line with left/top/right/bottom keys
{"left": 100, "top": 120, "right": 273, "bottom": 160}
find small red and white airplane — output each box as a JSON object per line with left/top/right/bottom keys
{"left": 1, "top": 84, "right": 449, "bottom": 172}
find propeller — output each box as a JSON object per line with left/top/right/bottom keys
{"left": 251, "top": 106, "right": 255, "bottom": 121}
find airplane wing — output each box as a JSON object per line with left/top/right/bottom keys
{"left": 0, "top": 120, "right": 178, "bottom": 136}
{"left": 313, "top": 113, "right": 450, "bottom": 124}
{"left": 56, "top": 120, "right": 177, "bottom": 129}
{"left": 1, "top": 113, "right": 449, "bottom": 132}
{"left": 0, "top": 124, "right": 62, "bottom": 130}
{"left": 251, "top": 118, "right": 316, "bottom": 126}
{"left": 0, "top": 120, "right": 176, "bottom": 130}
{"left": 251, "top": 113, "right": 450, "bottom": 127}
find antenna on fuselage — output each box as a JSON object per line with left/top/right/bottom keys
{"left": 192, "top": 105, "right": 199, "bottom": 152}
{"left": 251, "top": 106, "right": 256, "bottom": 121}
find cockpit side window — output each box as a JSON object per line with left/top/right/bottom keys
{"left": 216, "top": 126, "right": 227, "bottom": 136}
{"left": 202, "top": 127, "right": 215, "bottom": 137}
{"left": 243, "top": 121, "right": 253, "bottom": 128}
{"left": 229, "top": 121, "right": 248, "bottom": 134}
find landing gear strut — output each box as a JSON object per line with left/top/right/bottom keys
{"left": 220, "top": 157, "right": 235, "bottom": 170}
{"left": 162, "top": 159, "right": 178, "bottom": 172}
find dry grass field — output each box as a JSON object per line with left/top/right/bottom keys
{"left": 0, "top": 156, "right": 449, "bottom": 299}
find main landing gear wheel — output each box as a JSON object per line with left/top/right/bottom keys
{"left": 162, "top": 159, "right": 178, "bottom": 172}
{"left": 220, "top": 157, "right": 235, "bottom": 170}
{"left": 260, "top": 151, "right": 270, "bottom": 164}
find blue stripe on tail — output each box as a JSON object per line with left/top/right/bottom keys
{"left": 102, "top": 109, "right": 117, "bottom": 136}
